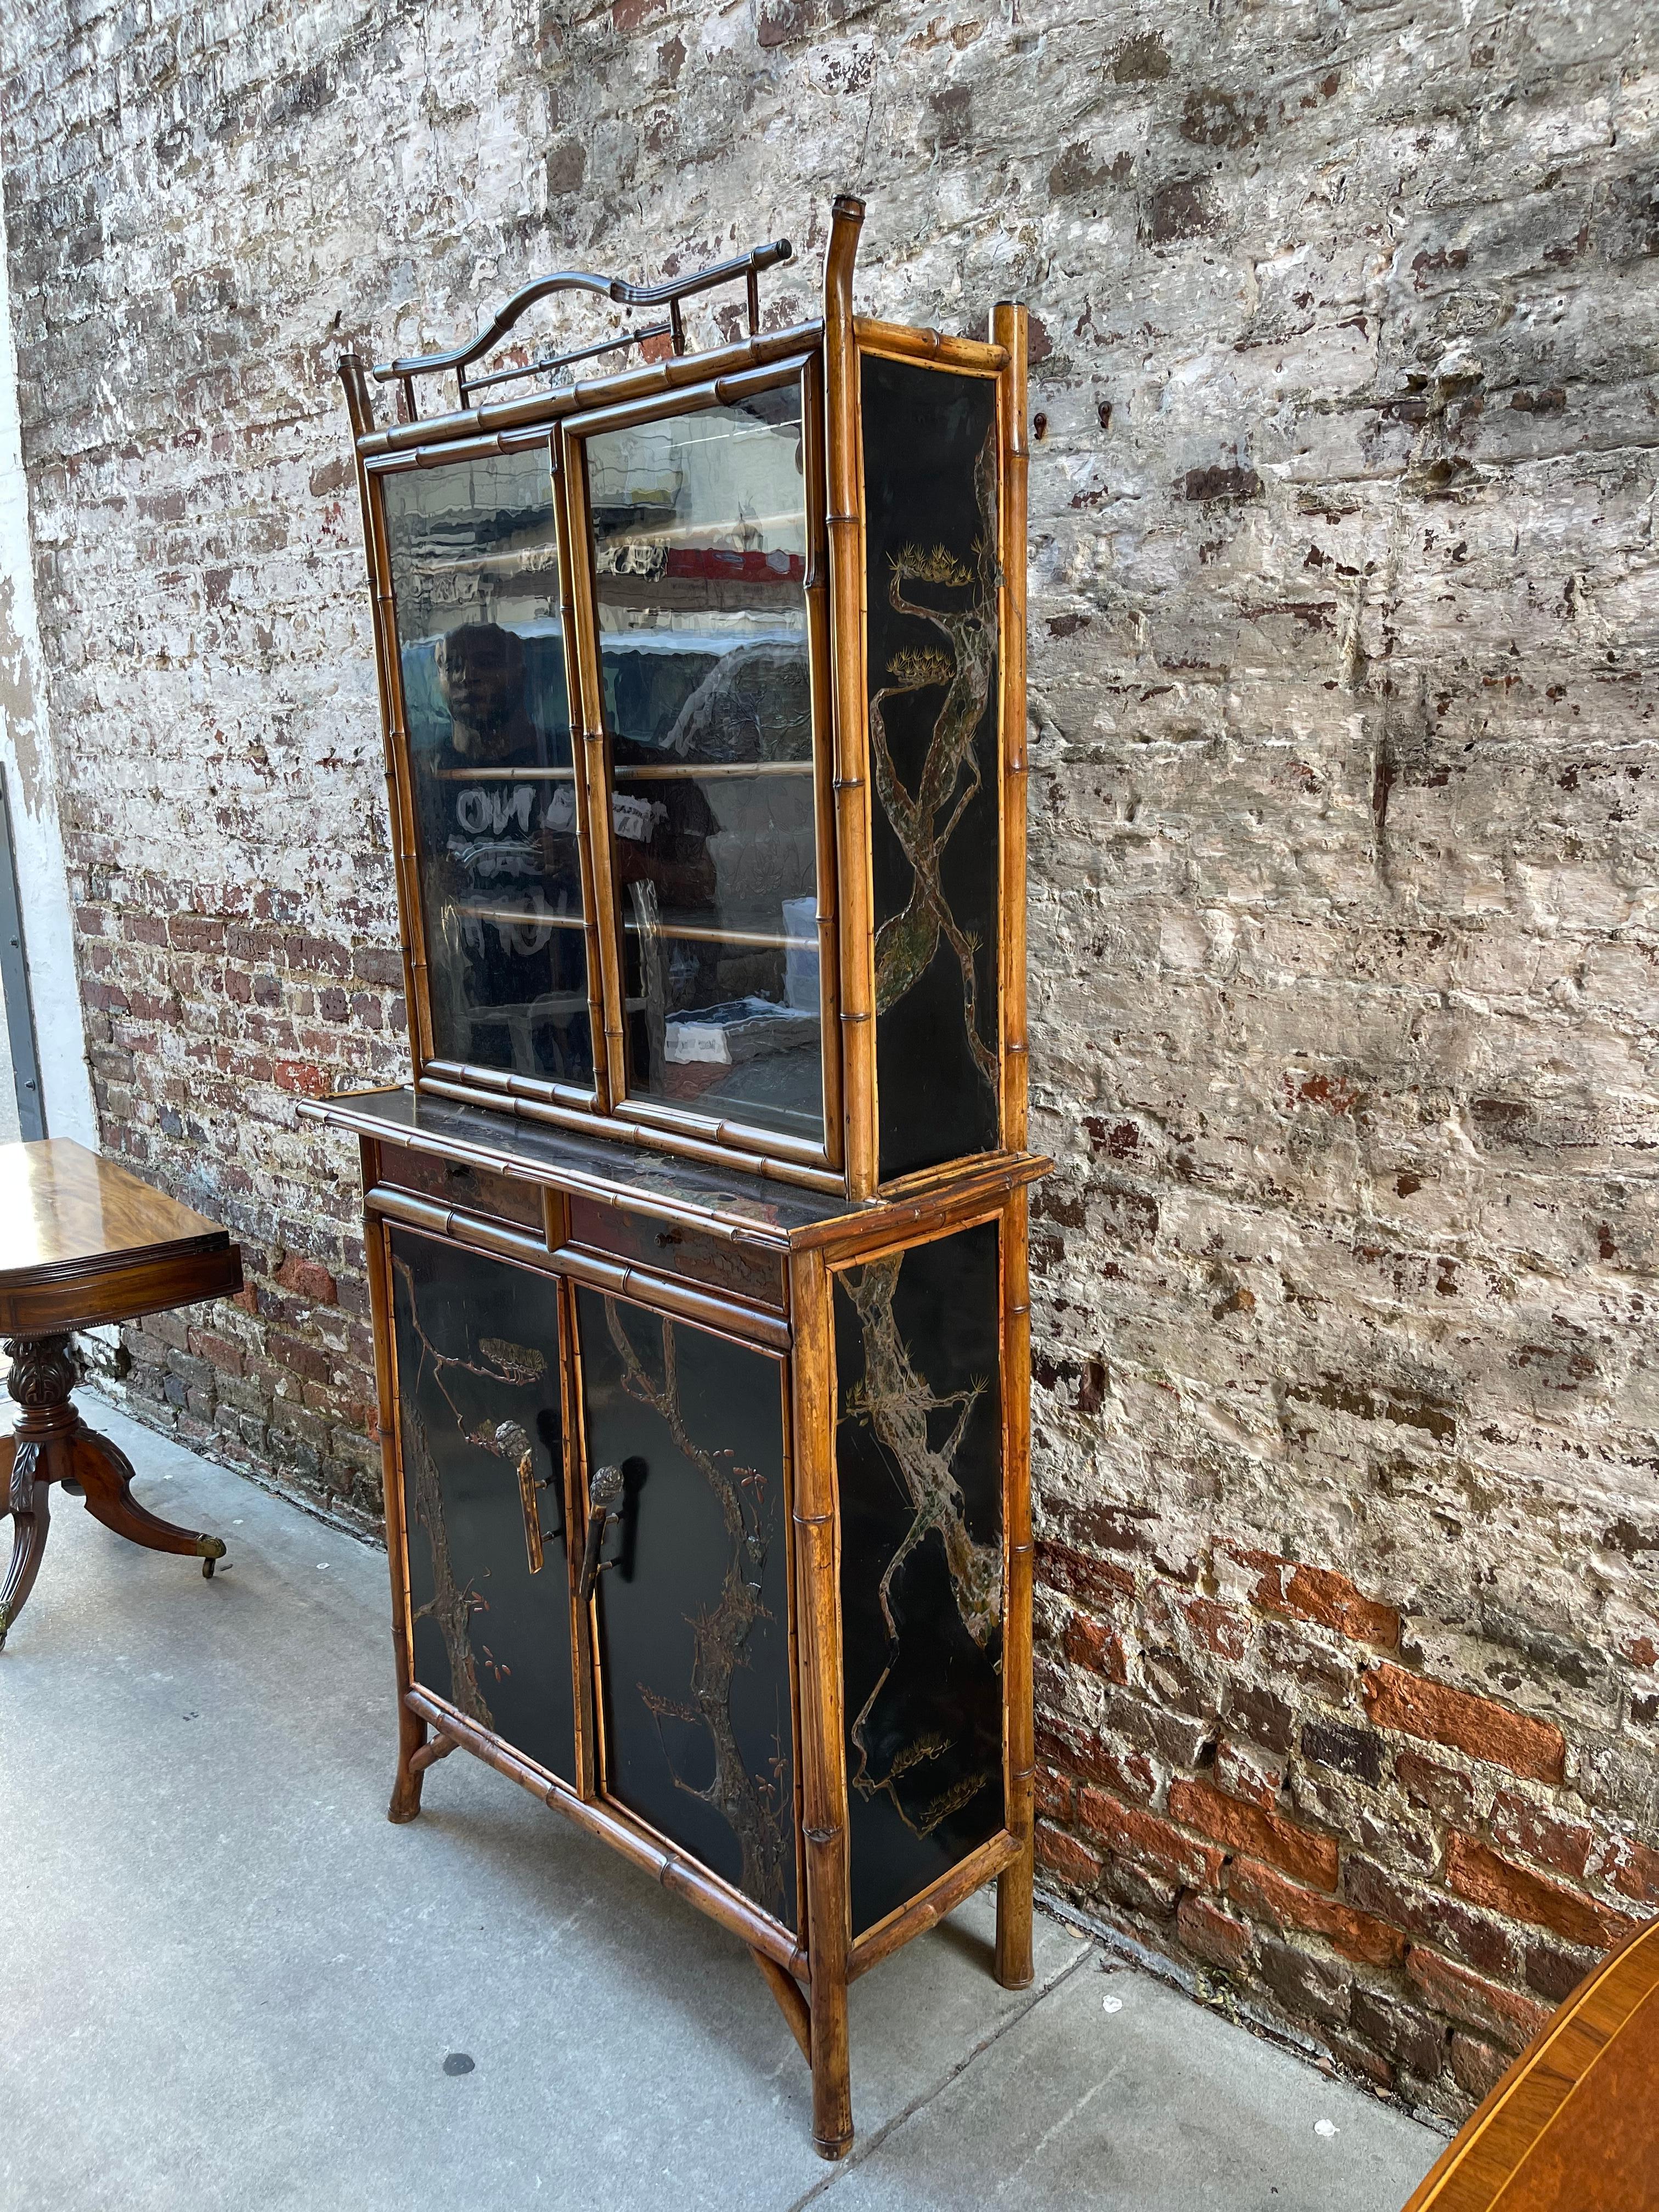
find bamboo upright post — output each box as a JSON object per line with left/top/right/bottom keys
{"left": 823, "top": 195, "right": 876, "bottom": 1201}
{"left": 991, "top": 301, "right": 1035, "bottom": 1988}
{"left": 995, "top": 1184, "right": 1035, "bottom": 1987}
{"left": 789, "top": 1245, "right": 854, "bottom": 2158}
{"left": 992, "top": 301, "right": 1030, "bottom": 1157}
{"left": 361, "top": 1148, "right": 430, "bottom": 1821}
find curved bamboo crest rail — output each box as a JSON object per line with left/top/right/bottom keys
{"left": 373, "top": 237, "right": 795, "bottom": 414}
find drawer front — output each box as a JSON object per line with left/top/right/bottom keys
{"left": 577, "top": 1286, "right": 797, "bottom": 1931}
{"left": 567, "top": 1196, "right": 786, "bottom": 1311}
{"left": 379, "top": 1144, "right": 547, "bottom": 1235}
{"left": 387, "top": 1226, "right": 575, "bottom": 1784}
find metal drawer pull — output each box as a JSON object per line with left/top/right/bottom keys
{"left": 578, "top": 1464, "right": 625, "bottom": 1602}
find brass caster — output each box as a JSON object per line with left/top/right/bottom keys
{"left": 202, "top": 1557, "right": 216, "bottom": 1579}
{"left": 198, "top": 1536, "right": 227, "bottom": 1579}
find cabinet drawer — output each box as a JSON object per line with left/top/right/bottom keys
{"left": 567, "top": 1197, "right": 786, "bottom": 1311}
{"left": 378, "top": 1145, "right": 547, "bottom": 1235}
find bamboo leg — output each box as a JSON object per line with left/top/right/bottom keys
{"left": 364, "top": 1187, "right": 428, "bottom": 1825}
{"left": 996, "top": 1182, "right": 1035, "bottom": 1990}
{"left": 995, "top": 1839, "right": 1035, "bottom": 1990}
{"left": 791, "top": 1244, "right": 854, "bottom": 2159}
{"left": 390, "top": 1688, "right": 430, "bottom": 1824}
{"left": 809, "top": 1945, "right": 851, "bottom": 2159}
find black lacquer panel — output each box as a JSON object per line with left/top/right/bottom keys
{"left": 834, "top": 1216, "right": 1004, "bottom": 1937}
{"left": 860, "top": 354, "right": 1002, "bottom": 1184}
{"left": 578, "top": 1292, "right": 796, "bottom": 1929}
{"left": 388, "top": 1229, "right": 576, "bottom": 1784}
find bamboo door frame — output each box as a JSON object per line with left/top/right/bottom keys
{"left": 357, "top": 430, "right": 610, "bottom": 1118}
{"left": 557, "top": 352, "right": 843, "bottom": 1183}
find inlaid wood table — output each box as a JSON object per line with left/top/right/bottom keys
{"left": 1403, "top": 1914, "right": 1659, "bottom": 2211}
{"left": 0, "top": 1138, "right": 244, "bottom": 1651}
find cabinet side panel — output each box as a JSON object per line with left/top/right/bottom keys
{"left": 859, "top": 353, "right": 1002, "bottom": 1184}
{"left": 577, "top": 1290, "right": 797, "bottom": 1931}
{"left": 388, "top": 1228, "right": 577, "bottom": 1784}
{"left": 833, "top": 1215, "right": 1005, "bottom": 1937}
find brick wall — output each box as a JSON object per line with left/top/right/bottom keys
{"left": 4, "top": 0, "right": 1654, "bottom": 2119}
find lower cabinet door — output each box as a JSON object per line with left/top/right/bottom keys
{"left": 388, "top": 1227, "right": 577, "bottom": 1786}
{"left": 575, "top": 1288, "right": 797, "bottom": 1933}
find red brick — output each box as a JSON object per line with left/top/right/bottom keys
{"left": 272, "top": 1058, "right": 330, "bottom": 1097}
{"left": 185, "top": 1327, "right": 245, "bottom": 1379}
{"left": 274, "top": 1253, "right": 338, "bottom": 1306}
{"left": 1064, "top": 1609, "right": 1127, "bottom": 1683}
{"left": 1036, "top": 1719, "right": 1159, "bottom": 1807}
{"left": 1035, "top": 1765, "right": 1073, "bottom": 1824}
{"left": 1035, "top": 1822, "right": 1102, "bottom": 1887}
{"left": 1487, "top": 1791, "right": 1594, "bottom": 1881}
{"left": 1609, "top": 1834, "right": 1659, "bottom": 1909}
{"left": 1450, "top": 2033, "right": 1511, "bottom": 2101}
{"left": 1283, "top": 1564, "right": 1400, "bottom": 1647}
{"left": 1444, "top": 1833, "right": 1637, "bottom": 1949}
{"left": 1227, "top": 1858, "right": 1404, "bottom": 1967}
{"left": 1406, "top": 1947, "right": 1551, "bottom": 2054}
{"left": 1037, "top": 1538, "right": 1135, "bottom": 1615}
{"left": 1168, "top": 1778, "right": 1339, "bottom": 1892}
{"left": 1344, "top": 1857, "right": 1519, "bottom": 1979}
{"left": 1396, "top": 1750, "right": 1477, "bottom": 1826}
{"left": 1363, "top": 1664, "right": 1566, "bottom": 1784}
{"left": 1177, "top": 1892, "right": 1254, "bottom": 1974}
{"left": 1180, "top": 1594, "right": 1251, "bottom": 1660}
{"left": 1076, "top": 1786, "right": 1226, "bottom": 1890}
{"left": 1214, "top": 1735, "right": 1283, "bottom": 1809}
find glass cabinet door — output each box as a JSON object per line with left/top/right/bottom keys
{"left": 576, "top": 376, "right": 825, "bottom": 1150}
{"left": 378, "top": 447, "right": 594, "bottom": 1090}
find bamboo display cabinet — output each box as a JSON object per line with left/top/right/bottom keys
{"left": 307, "top": 195, "right": 1046, "bottom": 2159}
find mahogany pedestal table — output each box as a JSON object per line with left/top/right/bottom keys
{"left": 0, "top": 1138, "right": 244, "bottom": 1651}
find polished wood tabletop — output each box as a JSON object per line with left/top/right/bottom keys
{"left": 0, "top": 1138, "right": 242, "bottom": 1335}
{"left": 1403, "top": 1915, "right": 1659, "bottom": 2212}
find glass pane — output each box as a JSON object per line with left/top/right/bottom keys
{"left": 381, "top": 448, "right": 593, "bottom": 1088}
{"left": 585, "top": 380, "right": 823, "bottom": 1147}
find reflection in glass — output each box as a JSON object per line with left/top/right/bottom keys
{"left": 585, "top": 380, "right": 823, "bottom": 1147}
{"left": 382, "top": 449, "right": 592, "bottom": 1087}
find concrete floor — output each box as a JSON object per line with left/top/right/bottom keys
{"left": 1, "top": 1401, "right": 1441, "bottom": 2212}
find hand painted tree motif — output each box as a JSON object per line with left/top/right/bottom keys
{"left": 393, "top": 1256, "right": 552, "bottom": 1729}
{"left": 602, "top": 1297, "right": 792, "bottom": 1922}
{"left": 867, "top": 420, "right": 1000, "bottom": 1096}
{"left": 839, "top": 1250, "right": 1002, "bottom": 1837}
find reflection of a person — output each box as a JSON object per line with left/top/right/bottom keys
{"left": 610, "top": 652, "right": 718, "bottom": 917}
{"left": 436, "top": 621, "right": 538, "bottom": 763}
{"left": 419, "top": 620, "right": 587, "bottom": 1076}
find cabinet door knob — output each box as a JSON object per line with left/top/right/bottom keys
{"left": 578, "top": 1463, "right": 625, "bottom": 1602}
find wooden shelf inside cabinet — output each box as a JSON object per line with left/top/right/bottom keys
{"left": 324, "top": 193, "right": 1040, "bottom": 2162}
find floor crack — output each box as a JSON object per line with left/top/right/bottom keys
{"left": 783, "top": 1938, "right": 1099, "bottom": 2210}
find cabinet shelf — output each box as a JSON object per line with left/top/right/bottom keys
{"left": 457, "top": 900, "right": 814, "bottom": 951}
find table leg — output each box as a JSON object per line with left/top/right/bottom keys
{"left": 71, "top": 1427, "right": 227, "bottom": 1575}
{"left": 0, "top": 1435, "right": 50, "bottom": 1652}
{"left": 0, "top": 1331, "right": 227, "bottom": 1652}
